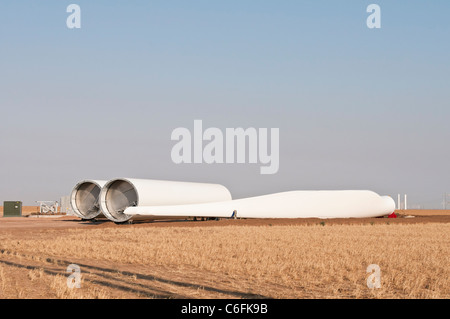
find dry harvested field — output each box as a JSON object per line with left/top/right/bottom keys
{"left": 0, "top": 210, "right": 449, "bottom": 299}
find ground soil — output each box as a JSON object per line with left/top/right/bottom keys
{"left": 1, "top": 209, "right": 449, "bottom": 232}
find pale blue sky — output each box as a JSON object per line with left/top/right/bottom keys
{"left": 1, "top": 1, "right": 449, "bottom": 207}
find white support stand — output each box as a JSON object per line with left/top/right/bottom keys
{"left": 36, "top": 201, "right": 59, "bottom": 214}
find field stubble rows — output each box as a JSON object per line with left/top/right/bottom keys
{"left": 0, "top": 221, "right": 449, "bottom": 298}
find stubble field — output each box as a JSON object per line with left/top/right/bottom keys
{"left": 0, "top": 211, "right": 449, "bottom": 299}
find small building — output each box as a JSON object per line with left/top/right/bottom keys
{"left": 3, "top": 201, "right": 22, "bottom": 217}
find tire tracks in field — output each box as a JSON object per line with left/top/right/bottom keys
{"left": 0, "top": 257, "right": 177, "bottom": 298}
{"left": 0, "top": 249, "right": 269, "bottom": 299}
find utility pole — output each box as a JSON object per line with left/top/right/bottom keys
{"left": 397, "top": 193, "right": 408, "bottom": 210}
{"left": 444, "top": 193, "right": 450, "bottom": 210}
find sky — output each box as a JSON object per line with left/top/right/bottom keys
{"left": 0, "top": 1, "right": 449, "bottom": 208}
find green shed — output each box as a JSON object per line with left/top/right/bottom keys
{"left": 3, "top": 201, "right": 22, "bottom": 217}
